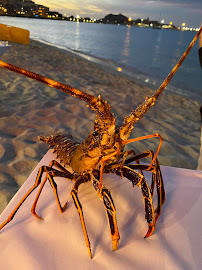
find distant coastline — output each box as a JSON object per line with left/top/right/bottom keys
{"left": 0, "top": 1, "right": 199, "bottom": 32}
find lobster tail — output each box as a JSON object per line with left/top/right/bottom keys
{"left": 38, "top": 133, "right": 77, "bottom": 146}
{"left": 38, "top": 133, "right": 79, "bottom": 164}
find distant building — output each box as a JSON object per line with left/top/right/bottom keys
{"left": 0, "top": 0, "right": 63, "bottom": 19}
{"left": 47, "top": 11, "right": 62, "bottom": 19}
{"left": 36, "top": 5, "right": 49, "bottom": 18}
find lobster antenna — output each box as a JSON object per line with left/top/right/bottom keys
{"left": 154, "top": 25, "right": 202, "bottom": 100}
{"left": 131, "top": 26, "right": 202, "bottom": 122}
{"left": 119, "top": 26, "right": 202, "bottom": 139}
{"left": 0, "top": 59, "right": 97, "bottom": 105}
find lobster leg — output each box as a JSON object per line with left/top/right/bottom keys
{"left": 116, "top": 166, "right": 155, "bottom": 238}
{"left": 150, "top": 158, "right": 165, "bottom": 221}
{"left": 127, "top": 163, "right": 165, "bottom": 222}
{"left": 123, "top": 133, "right": 163, "bottom": 170}
{"left": 0, "top": 161, "right": 74, "bottom": 231}
{"left": 124, "top": 150, "right": 154, "bottom": 165}
{"left": 0, "top": 182, "right": 39, "bottom": 231}
{"left": 31, "top": 160, "right": 74, "bottom": 220}
{"left": 99, "top": 142, "right": 120, "bottom": 189}
{"left": 124, "top": 150, "right": 165, "bottom": 221}
{"left": 92, "top": 171, "right": 120, "bottom": 251}
{"left": 71, "top": 176, "right": 92, "bottom": 259}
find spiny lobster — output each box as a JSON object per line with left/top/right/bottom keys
{"left": 0, "top": 27, "right": 201, "bottom": 258}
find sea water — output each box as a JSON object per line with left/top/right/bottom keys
{"left": 0, "top": 16, "right": 201, "bottom": 102}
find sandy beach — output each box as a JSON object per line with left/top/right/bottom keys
{"left": 0, "top": 39, "right": 201, "bottom": 214}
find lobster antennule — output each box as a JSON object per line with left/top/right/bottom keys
{"left": 119, "top": 26, "right": 202, "bottom": 141}
{"left": 0, "top": 59, "right": 97, "bottom": 105}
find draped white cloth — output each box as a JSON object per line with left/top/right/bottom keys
{"left": 0, "top": 150, "right": 201, "bottom": 270}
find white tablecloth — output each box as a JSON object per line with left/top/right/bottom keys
{"left": 0, "top": 150, "right": 201, "bottom": 270}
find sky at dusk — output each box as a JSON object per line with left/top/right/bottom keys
{"left": 35, "top": 0, "right": 202, "bottom": 28}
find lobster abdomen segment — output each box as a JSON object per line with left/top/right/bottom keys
{"left": 38, "top": 133, "right": 79, "bottom": 166}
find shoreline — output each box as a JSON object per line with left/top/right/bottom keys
{"left": 33, "top": 37, "right": 158, "bottom": 90}
{"left": 33, "top": 37, "right": 202, "bottom": 102}
{"left": 0, "top": 38, "right": 201, "bottom": 213}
